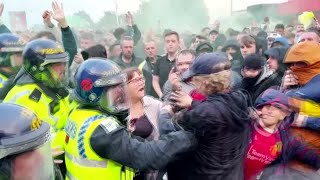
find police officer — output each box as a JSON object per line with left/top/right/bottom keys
{"left": 3, "top": 39, "right": 70, "bottom": 148}
{"left": 0, "top": 103, "right": 55, "bottom": 180}
{"left": 64, "top": 58, "right": 196, "bottom": 180}
{"left": 0, "top": 33, "right": 24, "bottom": 100}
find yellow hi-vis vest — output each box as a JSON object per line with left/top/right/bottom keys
{"left": 64, "top": 105, "right": 135, "bottom": 180}
{"left": 3, "top": 83, "right": 70, "bottom": 148}
{"left": 0, "top": 73, "right": 8, "bottom": 89}
{"left": 300, "top": 99, "right": 320, "bottom": 117}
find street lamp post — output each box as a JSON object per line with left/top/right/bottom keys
{"left": 113, "top": 0, "right": 119, "bottom": 26}
{"left": 230, "top": 0, "right": 233, "bottom": 16}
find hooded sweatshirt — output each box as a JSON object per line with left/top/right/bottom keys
{"left": 166, "top": 90, "right": 251, "bottom": 180}
{"left": 264, "top": 47, "right": 288, "bottom": 77}
{"left": 222, "top": 39, "right": 243, "bottom": 74}
{"left": 284, "top": 41, "right": 320, "bottom": 86}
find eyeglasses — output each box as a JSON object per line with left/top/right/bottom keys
{"left": 127, "top": 77, "right": 145, "bottom": 85}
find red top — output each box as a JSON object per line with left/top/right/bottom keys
{"left": 190, "top": 90, "right": 206, "bottom": 102}
{"left": 244, "top": 123, "right": 282, "bottom": 180}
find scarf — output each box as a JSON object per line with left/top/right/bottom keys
{"left": 290, "top": 62, "right": 320, "bottom": 85}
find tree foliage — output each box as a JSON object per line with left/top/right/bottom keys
{"left": 96, "top": 11, "right": 124, "bottom": 31}
{"left": 73, "top": 10, "right": 95, "bottom": 26}
{"left": 134, "top": 0, "right": 209, "bottom": 32}
{"left": 67, "top": 11, "right": 93, "bottom": 29}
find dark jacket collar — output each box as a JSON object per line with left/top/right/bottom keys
{"left": 115, "top": 53, "right": 137, "bottom": 65}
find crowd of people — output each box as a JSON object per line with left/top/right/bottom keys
{"left": 1, "top": 1, "right": 320, "bottom": 180}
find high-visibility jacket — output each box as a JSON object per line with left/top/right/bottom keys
{"left": 0, "top": 73, "right": 8, "bottom": 89}
{"left": 3, "top": 83, "right": 70, "bottom": 148}
{"left": 64, "top": 104, "right": 135, "bottom": 180}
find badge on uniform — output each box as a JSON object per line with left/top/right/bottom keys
{"left": 29, "top": 89, "right": 42, "bottom": 102}
{"left": 100, "top": 119, "right": 119, "bottom": 133}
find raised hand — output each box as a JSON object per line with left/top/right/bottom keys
{"left": 50, "top": 1, "right": 68, "bottom": 28}
{"left": 42, "top": 10, "right": 54, "bottom": 27}
{"left": 212, "top": 20, "right": 220, "bottom": 30}
{"left": 126, "top": 11, "right": 134, "bottom": 26}
{"left": 0, "top": 3, "right": 4, "bottom": 17}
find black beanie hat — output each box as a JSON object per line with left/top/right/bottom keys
{"left": 243, "top": 54, "right": 262, "bottom": 70}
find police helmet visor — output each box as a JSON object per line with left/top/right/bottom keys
{"left": 27, "top": 47, "right": 69, "bottom": 89}
{"left": 0, "top": 141, "right": 54, "bottom": 180}
{"left": 46, "top": 61, "right": 69, "bottom": 88}
{"left": 100, "top": 82, "right": 130, "bottom": 113}
{"left": 0, "top": 46, "right": 24, "bottom": 53}
{"left": 34, "top": 50, "right": 69, "bottom": 88}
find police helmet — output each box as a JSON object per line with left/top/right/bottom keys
{"left": 22, "top": 39, "right": 69, "bottom": 88}
{"left": 0, "top": 33, "right": 25, "bottom": 67}
{"left": 74, "top": 58, "right": 129, "bottom": 113}
{"left": 0, "top": 103, "right": 54, "bottom": 179}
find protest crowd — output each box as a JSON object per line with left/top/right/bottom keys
{"left": 1, "top": 1, "right": 320, "bottom": 180}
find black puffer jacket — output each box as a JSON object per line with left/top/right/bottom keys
{"left": 166, "top": 90, "right": 251, "bottom": 180}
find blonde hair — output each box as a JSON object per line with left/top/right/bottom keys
{"left": 193, "top": 70, "right": 231, "bottom": 95}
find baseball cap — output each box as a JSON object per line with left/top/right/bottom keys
{"left": 271, "top": 37, "right": 289, "bottom": 48}
{"left": 267, "top": 32, "right": 281, "bottom": 40}
{"left": 255, "top": 89, "right": 290, "bottom": 111}
{"left": 182, "top": 52, "right": 230, "bottom": 81}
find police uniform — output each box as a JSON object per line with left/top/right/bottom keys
{"left": 65, "top": 101, "right": 134, "bottom": 180}
{"left": 4, "top": 82, "right": 70, "bottom": 147}
{"left": 0, "top": 33, "right": 25, "bottom": 99}
{"left": 3, "top": 39, "right": 70, "bottom": 148}
{"left": 64, "top": 58, "right": 196, "bottom": 180}
{"left": 0, "top": 72, "right": 8, "bottom": 88}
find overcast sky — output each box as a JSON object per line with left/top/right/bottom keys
{"left": 1, "top": 0, "right": 288, "bottom": 27}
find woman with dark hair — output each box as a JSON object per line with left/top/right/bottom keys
{"left": 123, "top": 67, "right": 164, "bottom": 180}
